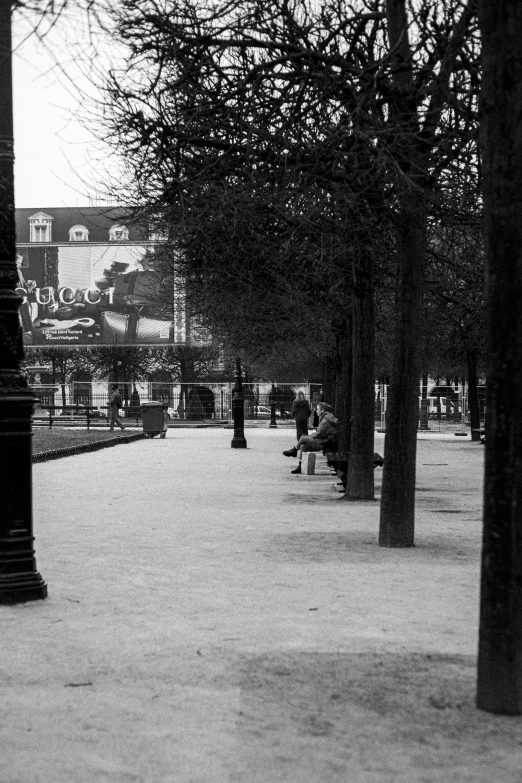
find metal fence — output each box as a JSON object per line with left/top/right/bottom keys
{"left": 375, "top": 382, "right": 487, "bottom": 431}
{"left": 30, "top": 379, "right": 486, "bottom": 429}
{"left": 30, "top": 381, "right": 313, "bottom": 424}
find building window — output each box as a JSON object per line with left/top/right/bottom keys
{"left": 109, "top": 224, "right": 129, "bottom": 241}
{"left": 34, "top": 226, "right": 48, "bottom": 242}
{"left": 28, "top": 212, "right": 53, "bottom": 242}
{"left": 68, "top": 224, "right": 89, "bottom": 242}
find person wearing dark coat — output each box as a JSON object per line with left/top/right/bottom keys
{"left": 108, "top": 383, "right": 126, "bottom": 431}
{"left": 283, "top": 402, "right": 338, "bottom": 474}
{"left": 291, "top": 391, "right": 312, "bottom": 440}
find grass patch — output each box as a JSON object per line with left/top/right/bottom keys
{"left": 33, "top": 428, "right": 127, "bottom": 454}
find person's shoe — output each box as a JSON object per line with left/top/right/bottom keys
{"left": 283, "top": 447, "right": 298, "bottom": 457}
{"left": 120, "top": 425, "right": 125, "bottom": 430}
{"left": 291, "top": 464, "right": 301, "bottom": 474}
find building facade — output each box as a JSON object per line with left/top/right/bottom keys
{"left": 15, "top": 206, "right": 190, "bottom": 347}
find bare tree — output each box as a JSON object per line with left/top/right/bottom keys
{"left": 378, "top": 0, "right": 479, "bottom": 546}
{"left": 88, "top": 0, "right": 480, "bottom": 514}
{"left": 23, "top": 346, "right": 95, "bottom": 406}
{"left": 476, "top": 0, "right": 522, "bottom": 715}
{"left": 91, "top": 0, "right": 397, "bottom": 500}
{"left": 423, "top": 218, "right": 486, "bottom": 438}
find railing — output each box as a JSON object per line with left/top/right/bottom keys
{"left": 29, "top": 380, "right": 486, "bottom": 430}
{"left": 30, "top": 382, "right": 313, "bottom": 424}
{"left": 376, "top": 383, "right": 487, "bottom": 431}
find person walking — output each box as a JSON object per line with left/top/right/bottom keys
{"left": 283, "top": 402, "right": 338, "bottom": 474}
{"left": 108, "top": 383, "right": 125, "bottom": 431}
{"left": 291, "top": 391, "right": 312, "bottom": 440}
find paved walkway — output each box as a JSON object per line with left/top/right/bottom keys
{"left": 2, "top": 428, "right": 521, "bottom": 783}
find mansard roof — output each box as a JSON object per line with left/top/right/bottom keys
{"left": 15, "top": 206, "right": 147, "bottom": 243}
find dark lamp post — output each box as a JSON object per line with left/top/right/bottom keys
{"left": 231, "top": 357, "right": 247, "bottom": 448}
{"left": 269, "top": 382, "right": 277, "bottom": 428}
{"left": 0, "top": 4, "right": 47, "bottom": 603}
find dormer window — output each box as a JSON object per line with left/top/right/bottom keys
{"left": 109, "top": 224, "right": 129, "bottom": 241}
{"left": 28, "top": 212, "right": 53, "bottom": 243}
{"left": 149, "top": 225, "right": 168, "bottom": 241}
{"left": 69, "top": 224, "right": 89, "bottom": 242}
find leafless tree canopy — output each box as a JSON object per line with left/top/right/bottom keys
{"left": 14, "top": 0, "right": 483, "bottom": 516}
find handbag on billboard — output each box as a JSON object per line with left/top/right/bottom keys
{"left": 136, "top": 317, "right": 173, "bottom": 343}
{"left": 100, "top": 310, "right": 129, "bottom": 343}
{"left": 100, "top": 310, "right": 173, "bottom": 344}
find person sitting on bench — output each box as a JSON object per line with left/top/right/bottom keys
{"left": 283, "top": 402, "right": 338, "bottom": 474}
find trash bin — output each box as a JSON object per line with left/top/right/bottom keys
{"left": 141, "top": 401, "right": 168, "bottom": 438}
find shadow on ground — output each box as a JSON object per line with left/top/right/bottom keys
{"left": 261, "top": 528, "right": 480, "bottom": 565}
{"left": 235, "top": 651, "right": 522, "bottom": 781}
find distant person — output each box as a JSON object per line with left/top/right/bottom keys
{"left": 312, "top": 389, "right": 324, "bottom": 427}
{"left": 283, "top": 402, "right": 338, "bottom": 474}
{"left": 291, "top": 391, "right": 312, "bottom": 440}
{"left": 108, "top": 384, "right": 125, "bottom": 432}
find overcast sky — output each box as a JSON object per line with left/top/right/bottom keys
{"left": 12, "top": 10, "right": 113, "bottom": 208}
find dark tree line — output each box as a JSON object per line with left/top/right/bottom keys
{"left": 22, "top": 344, "right": 227, "bottom": 388}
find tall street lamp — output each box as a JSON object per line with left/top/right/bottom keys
{"left": 269, "top": 382, "right": 278, "bottom": 428}
{"left": 0, "top": 4, "right": 47, "bottom": 603}
{"left": 231, "top": 357, "right": 247, "bottom": 448}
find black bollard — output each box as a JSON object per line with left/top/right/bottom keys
{"left": 231, "top": 358, "right": 247, "bottom": 448}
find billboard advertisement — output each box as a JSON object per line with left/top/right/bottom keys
{"left": 16, "top": 244, "right": 187, "bottom": 347}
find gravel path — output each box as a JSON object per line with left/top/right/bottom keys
{"left": 2, "top": 428, "right": 520, "bottom": 783}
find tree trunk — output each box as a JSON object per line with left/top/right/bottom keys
{"left": 111, "top": 355, "right": 119, "bottom": 385}
{"left": 346, "top": 247, "right": 375, "bottom": 500}
{"left": 466, "top": 348, "right": 481, "bottom": 441}
{"left": 445, "top": 378, "right": 453, "bottom": 420}
{"left": 335, "top": 316, "right": 352, "bottom": 454}
{"left": 322, "top": 355, "right": 336, "bottom": 406}
{"left": 476, "top": 0, "right": 522, "bottom": 715}
{"left": 59, "top": 359, "right": 67, "bottom": 408}
{"left": 379, "top": 200, "right": 426, "bottom": 546}
{"left": 379, "top": 0, "right": 427, "bottom": 546}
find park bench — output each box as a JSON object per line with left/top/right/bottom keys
{"left": 293, "top": 439, "right": 339, "bottom": 475}
{"left": 37, "top": 405, "right": 106, "bottom": 430}
{"left": 325, "top": 451, "right": 384, "bottom": 489}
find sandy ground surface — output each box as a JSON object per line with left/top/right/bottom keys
{"left": 2, "top": 427, "right": 521, "bottom": 783}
